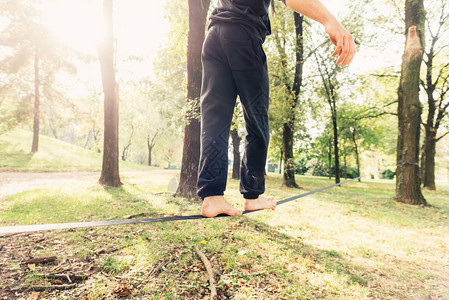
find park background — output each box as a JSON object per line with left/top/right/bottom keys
{"left": 0, "top": 0, "right": 448, "bottom": 299}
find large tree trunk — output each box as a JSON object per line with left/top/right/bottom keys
{"left": 177, "top": 0, "right": 210, "bottom": 198}
{"left": 98, "top": 0, "right": 121, "bottom": 187}
{"left": 282, "top": 12, "right": 303, "bottom": 188}
{"left": 231, "top": 128, "right": 241, "bottom": 179}
{"left": 395, "top": 0, "right": 427, "bottom": 205}
{"left": 31, "top": 49, "right": 39, "bottom": 153}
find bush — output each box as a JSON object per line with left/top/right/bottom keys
{"left": 381, "top": 169, "right": 395, "bottom": 179}
{"left": 294, "top": 158, "right": 309, "bottom": 175}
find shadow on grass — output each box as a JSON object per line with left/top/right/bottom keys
{"left": 236, "top": 216, "right": 369, "bottom": 286}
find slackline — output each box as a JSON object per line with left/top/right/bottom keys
{"left": 0, "top": 177, "right": 360, "bottom": 235}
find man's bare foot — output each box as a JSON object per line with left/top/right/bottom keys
{"left": 202, "top": 195, "right": 243, "bottom": 218}
{"left": 244, "top": 195, "right": 276, "bottom": 211}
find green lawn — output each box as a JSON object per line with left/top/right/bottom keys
{"left": 0, "top": 129, "right": 152, "bottom": 171}
{"left": 1, "top": 172, "right": 448, "bottom": 299}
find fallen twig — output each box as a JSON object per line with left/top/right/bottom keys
{"left": 30, "top": 283, "right": 77, "bottom": 291}
{"left": 35, "top": 273, "right": 88, "bottom": 282}
{"left": 194, "top": 245, "right": 217, "bottom": 300}
{"left": 25, "top": 256, "right": 57, "bottom": 264}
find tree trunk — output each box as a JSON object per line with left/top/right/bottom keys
{"left": 328, "top": 138, "right": 332, "bottom": 179}
{"left": 177, "top": 0, "right": 211, "bottom": 199}
{"left": 121, "top": 124, "right": 134, "bottom": 161}
{"left": 423, "top": 130, "right": 436, "bottom": 190}
{"left": 282, "top": 123, "right": 298, "bottom": 187}
{"left": 344, "top": 153, "right": 347, "bottom": 179}
{"left": 146, "top": 131, "right": 158, "bottom": 166}
{"left": 281, "top": 12, "right": 303, "bottom": 188}
{"left": 421, "top": 30, "right": 438, "bottom": 190}
{"left": 395, "top": 0, "right": 427, "bottom": 205}
{"left": 98, "top": 0, "right": 121, "bottom": 187}
{"left": 230, "top": 128, "right": 241, "bottom": 180}
{"left": 331, "top": 109, "right": 340, "bottom": 184}
{"left": 420, "top": 142, "right": 426, "bottom": 180}
{"left": 352, "top": 128, "right": 361, "bottom": 182}
{"left": 148, "top": 146, "right": 153, "bottom": 166}
{"left": 31, "top": 49, "right": 40, "bottom": 153}
{"left": 279, "top": 151, "right": 282, "bottom": 174}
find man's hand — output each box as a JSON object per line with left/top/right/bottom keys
{"left": 324, "top": 19, "right": 356, "bottom": 67}
{"left": 284, "top": 0, "right": 357, "bottom": 67}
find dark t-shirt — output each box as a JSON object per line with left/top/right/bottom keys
{"left": 209, "top": 0, "right": 286, "bottom": 42}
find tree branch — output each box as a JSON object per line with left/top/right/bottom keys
{"left": 194, "top": 245, "right": 217, "bottom": 300}
{"left": 436, "top": 130, "right": 449, "bottom": 142}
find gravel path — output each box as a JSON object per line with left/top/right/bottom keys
{"left": 0, "top": 170, "right": 179, "bottom": 200}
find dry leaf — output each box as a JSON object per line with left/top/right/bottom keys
{"left": 51, "top": 279, "right": 63, "bottom": 285}
{"left": 28, "top": 264, "right": 36, "bottom": 270}
{"left": 28, "top": 292, "right": 40, "bottom": 300}
{"left": 112, "top": 284, "right": 132, "bottom": 297}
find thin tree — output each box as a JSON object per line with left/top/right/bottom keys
{"left": 314, "top": 45, "right": 341, "bottom": 184}
{"left": 31, "top": 48, "right": 40, "bottom": 152}
{"left": 420, "top": 0, "right": 449, "bottom": 190}
{"left": 271, "top": 10, "right": 304, "bottom": 188}
{"left": 177, "top": 0, "right": 211, "bottom": 198}
{"left": 394, "top": 0, "right": 427, "bottom": 205}
{"left": 231, "top": 127, "right": 241, "bottom": 180}
{"left": 98, "top": 0, "right": 121, "bottom": 187}
{"left": 147, "top": 130, "right": 158, "bottom": 166}
{"left": 0, "top": 1, "right": 73, "bottom": 152}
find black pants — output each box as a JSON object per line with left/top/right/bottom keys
{"left": 197, "top": 23, "right": 270, "bottom": 200}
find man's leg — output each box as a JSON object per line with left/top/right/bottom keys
{"left": 197, "top": 25, "right": 242, "bottom": 217}
{"left": 228, "top": 36, "right": 276, "bottom": 211}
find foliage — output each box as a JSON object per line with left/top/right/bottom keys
{"left": 381, "top": 169, "right": 396, "bottom": 179}
{"left": 0, "top": 0, "right": 77, "bottom": 135}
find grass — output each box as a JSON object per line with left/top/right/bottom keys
{"left": 0, "top": 128, "right": 152, "bottom": 171}
{"left": 1, "top": 172, "right": 448, "bottom": 299}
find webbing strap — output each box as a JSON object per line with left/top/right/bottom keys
{"left": 0, "top": 177, "right": 360, "bottom": 235}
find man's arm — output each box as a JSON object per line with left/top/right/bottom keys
{"left": 284, "top": 0, "right": 356, "bottom": 67}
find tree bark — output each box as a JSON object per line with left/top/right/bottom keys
{"left": 328, "top": 138, "right": 332, "bottom": 179}
{"left": 344, "top": 153, "right": 347, "bottom": 179}
{"left": 279, "top": 151, "right": 283, "bottom": 174}
{"left": 352, "top": 128, "right": 361, "bottom": 182}
{"left": 230, "top": 128, "right": 241, "bottom": 179}
{"left": 331, "top": 107, "right": 340, "bottom": 184}
{"left": 98, "top": 0, "right": 121, "bottom": 187}
{"left": 395, "top": 0, "right": 427, "bottom": 205}
{"left": 422, "top": 129, "right": 436, "bottom": 190}
{"left": 420, "top": 20, "right": 449, "bottom": 190}
{"left": 282, "top": 123, "right": 298, "bottom": 187}
{"left": 31, "top": 48, "right": 40, "bottom": 153}
{"left": 121, "top": 124, "right": 134, "bottom": 161}
{"left": 281, "top": 12, "right": 303, "bottom": 188}
{"left": 146, "top": 131, "right": 158, "bottom": 166}
{"left": 177, "top": 0, "right": 211, "bottom": 199}
{"left": 316, "top": 52, "right": 339, "bottom": 184}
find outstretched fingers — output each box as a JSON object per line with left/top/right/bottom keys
{"left": 334, "top": 34, "right": 356, "bottom": 67}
